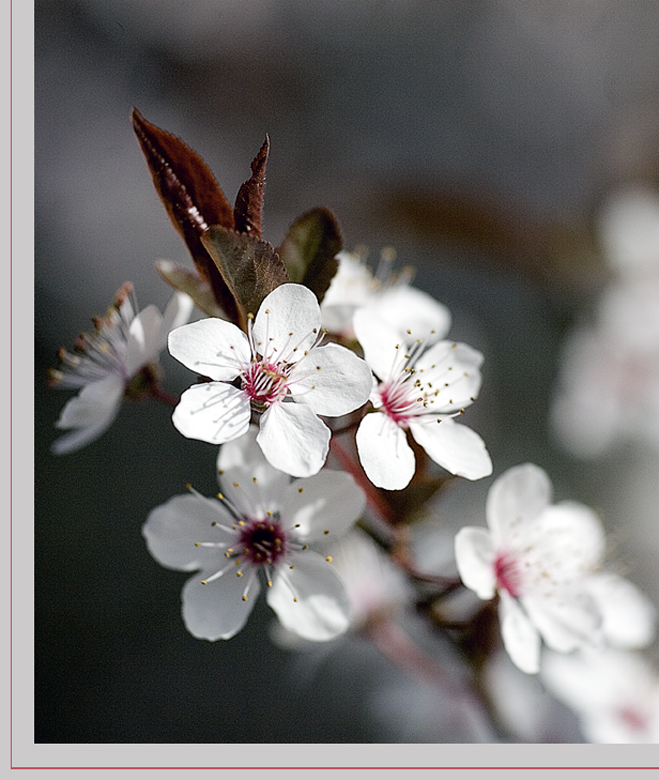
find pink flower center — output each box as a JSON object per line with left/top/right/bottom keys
{"left": 494, "top": 551, "right": 524, "bottom": 598}
{"left": 379, "top": 380, "right": 416, "bottom": 426}
{"left": 242, "top": 361, "right": 289, "bottom": 411}
{"left": 237, "top": 517, "right": 288, "bottom": 568}
{"left": 617, "top": 705, "right": 649, "bottom": 734}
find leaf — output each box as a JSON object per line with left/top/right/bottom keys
{"left": 202, "top": 226, "right": 289, "bottom": 328}
{"left": 233, "top": 136, "right": 269, "bottom": 239}
{"left": 154, "top": 259, "right": 227, "bottom": 318}
{"left": 277, "top": 207, "right": 342, "bottom": 303}
{"left": 131, "top": 108, "right": 240, "bottom": 322}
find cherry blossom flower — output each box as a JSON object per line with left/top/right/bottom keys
{"left": 353, "top": 308, "right": 492, "bottom": 490}
{"left": 168, "top": 283, "right": 373, "bottom": 477}
{"left": 142, "top": 428, "right": 366, "bottom": 641}
{"left": 542, "top": 649, "right": 659, "bottom": 743}
{"left": 454, "top": 463, "right": 605, "bottom": 674}
{"left": 49, "top": 283, "right": 193, "bottom": 454}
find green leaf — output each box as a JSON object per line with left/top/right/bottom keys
{"left": 201, "top": 226, "right": 289, "bottom": 329}
{"left": 277, "top": 207, "right": 342, "bottom": 303}
{"left": 154, "top": 260, "right": 227, "bottom": 318}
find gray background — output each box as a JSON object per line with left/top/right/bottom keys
{"left": 35, "top": 0, "right": 659, "bottom": 743}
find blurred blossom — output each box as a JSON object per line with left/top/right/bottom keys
{"left": 542, "top": 649, "right": 659, "bottom": 743}
{"left": 552, "top": 186, "right": 659, "bottom": 457}
{"left": 49, "top": 284, "right": 193, "bottom": 454}
{"left": 455, "top": 464, "right": 605, "bottom": 674}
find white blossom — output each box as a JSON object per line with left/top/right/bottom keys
{"left": 142, "top": 428, "right": 366, "bottom": 641}
{"left": 542, "top": 649, "right": 659, "bottom": 743}
{"left": 50, "top": 283, "right": 193, "bottom": 454}
{"left": 168, "top": 283, "right": 373, "bottom": 477}
{"left": 454, "top": 464, "right": 605, "bottom": 674}
{"left": 353, "top": 309, "right": 492, "bottom": 490}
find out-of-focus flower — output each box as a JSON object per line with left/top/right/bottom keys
{"left": 585, "top": 572, "right": 656, "bottom": 650}
{"left": 320, "top": 249, "right": 452, "bottom": 342}
{"left": 454, "top": 464, "right": 605, "bottom": 674}
{"left": 353, "top": 309, "right": 491, "bottom": 490}
{"left": 142, "top": 428, "right": 366, "bottom": 641}
{"left": 542, "top": 649, "right": 659, "bottom": 743}
{"left": 552, "top": 185, "right": 659, "bottom": 457}
{"left": 168, "top": 283, "right": 373, "bottom": 477}
{"left": 49, "top": 283, "right": 193, "bottom": 454}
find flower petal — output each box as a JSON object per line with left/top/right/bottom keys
{"left": 499, "top": 592, "right": 542, "bottom": 674}
{"left": 414, "top": 341, "right": 483, "bottom": 411}
{"left": 216, "top": 426, "right": 290, "bottom": 516}
{"left": 353, "top": 310, "right": 402, "bottom": 381}
{"left": 484, "top": 463, "right": 552, "bottom": 543}
{"left": 182, "top": 568, "right": 259, "bottom": 640}
{"left": 252, "top": 283, "right": 321, "bottom": 360}
{"left": 454, "top": 527, "right": 496, "bottom": 600}
{"left": 368, "top": 285, "right": 452, "bottom": 341}
{"left": 267, "top": 551, "right": 352, "bottom": 641}
{"left": 356, "top": 412, "right": 416, "bottom": 490}
{"left": 168, "top": 318, "right": 249, "bottom": 381}
{"left": 257, "top": 401, "right": 330, "bottom": 477}
{"left": 279, "top": 470, "right": 366, "bottom": 542}
{"left": 142, "top": 493, "right": 235, "bottom": 571}
{"left": 51, "top": 374, "right": 125, "bottom": 454}
{"left": 586, "top": 573, "right": 656, "bottom": 649}
{"left": 409, "top": 417, "right": 492, "bottom": 481}
{"left": 522, "top": 588, "right": 601, "bottom": 654}
{"left": 291, "top": 343, "right": 372, "bottom": 416}
{"left": 125, "top": 304, "right": 164, "bottom": 376}
{"left": 172, "top": 382, "right": 251, "bottom": 445}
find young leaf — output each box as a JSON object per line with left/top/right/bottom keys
{"left": 154, "top": 259, "right": 227, "bottom": 318}
{"left": 202, "top": 226, "right": 289, "bottom": 327}
{"left": 233, "top": 136, "right": 269, "bottom": 239}
{"left": 131, "top": 108, "right": 240, "bottom": 322}
{"left": 277, "top": 207, "right": 342, "bottom": 303}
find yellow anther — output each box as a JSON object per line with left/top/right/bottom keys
{"left": 326, "top": 556, "right": 333, "bottom": 563}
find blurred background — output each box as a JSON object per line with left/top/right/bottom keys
{"left": 35, "top": 0, "right": 659, "bottom": 743}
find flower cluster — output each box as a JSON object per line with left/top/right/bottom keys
{"left": 47, "top": 116, "right": 659, "bottom": 743}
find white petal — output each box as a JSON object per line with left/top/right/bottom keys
{"left": 142, "top": 493, "right": 235, "bottom": 571}
{"left": 291, "top": 343, "right": 372, "bottom": 416}
{"left": 353, "top": 310, "right": 402, "bottom": 381}
{"left": 267, "top": 551, "right": 352, "bottom": 641}
{"left": 168, "top": 318, "right": 249, "bottom": 381}
{"left": 414, "top": 341, "right": 483, "bottom": 411}
{"left": 172, "top": 382, "right": 251, "bottom": 445}
{"left": 355, "top": 412, "right": 415, "bottom": 490}
{"left": 586, "top": 573, "right": 656, "bottom": 649}
{"left": 182, "top": 568, "right": 259, "bottom": 640}
{"left": 368, "top": 285, "right": 452, "bottom": 341}
{"left": 216, "top": 426, "right": 290, "bottom": 515}
{"left": 125, "top": 305, "right": 163, "bottom": 376}
{"left": 454, "top": 527, "right": 496, "bottom": 600}
{"left": 525, "top": 501, "right": 606, "bottom": 578}
{"left": 499, "top": 592, "right": 542, "bottom": 674}
{"left": 522, "top": 588, "right": 601, "bottom": 654}
{"left": 257, "top": 401, "right": 330, "bottom": 477}
{"left": 161, "top": 290, "right": 195, "bottom": 335}
{"left": 409, "top": 417, "right": 492, "bottom": 481}
{"left": 252, "top": 283, "right": 321, "bottom": 360}
{"left": 485, "top": 463, "right": 552, "bottom": 544}
{"left": 279, "top": 470, "right": 366, "bottom": 542}
{"left": 51, "top": 374, "right": 125, "bottom": 454}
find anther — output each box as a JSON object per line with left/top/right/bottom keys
{"left": 326, "top": 556, "right": 333, "bottom": 563}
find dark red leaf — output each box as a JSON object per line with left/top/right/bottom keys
{"left": 131, "top": 108, "right": 239, "bottom": 322}
{"left": 233, "top": 136, "right": 269, "bottom": 239}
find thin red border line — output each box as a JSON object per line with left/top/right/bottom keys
{"left": 8, "top": 768, "right": 659, "bottom": 772}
